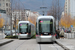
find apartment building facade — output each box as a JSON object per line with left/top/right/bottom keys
{"left": 0, "top": 0, "right": 11, "bottom": 15}
{"left": 65, "top": 0, "right": 75, "bottom": 18}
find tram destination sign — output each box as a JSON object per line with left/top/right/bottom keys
{"left": 39, "top": 21, "right": 53, "bottom": 24}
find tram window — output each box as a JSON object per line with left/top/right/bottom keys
{"left": 29, "top": 25, "right": 31, "bottom": 33}
{"left": 54, "top": 22, "right": 56, "bottom": 33}
{"left": 19, "top": 23, "right": 28, "bottom": 33}
{"left": 50, "top": 19, "right": 53, "bottom": 33}
{"left": 39, "top": 19, "right": 51, "bottom": 33}
{"left": 36, "top": 22, "right": 38, "bottom": 35}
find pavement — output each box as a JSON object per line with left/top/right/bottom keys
{"left": 0, "top": 39, "right": 64, "bottom": 50}
{"left": 56, "top": 39, "right": 75, "bottom": 50}
{"left": 0, "top": 39, "right": 13, "bottom": 46}
{"left": 0, "top": 38, "right": 75, "bottom": 50}
{"left": 0, "top": 37, "right": 75, "bottom": 50}
{"left": 0, "top": 31, "right": 13, "bottom": 47}
{"left": 0, "top": 31, "right": 6, "bottom": 39}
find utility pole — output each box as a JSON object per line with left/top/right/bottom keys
{"left": 42, "top": 11, "right": 45, "bottom": 16}
{"left": 19, "top": 10, "right": 20, "bottom": 21}
{"left": 27, "top": 15, "right": 28, "bottom": 21}
{"left": 40, "top": 7, "right": 47, "bottom": 16}
{"left": 15, "top": 15, "right": 16, "bottom": 36}
{"left": 25, "top": 9, "right": 30, "bottom": 21}
{"left": 58, "top": 0, "right": 59, "bottom": 30}
{"left": 10, "top": 0, "right": 13, "bottom": 36}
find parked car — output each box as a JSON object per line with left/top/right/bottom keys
{"left": 4, "top": 30, "right": 15, "bottom": 36}
{"left": 4, "top": 30, "right": 11, "bottom": 36}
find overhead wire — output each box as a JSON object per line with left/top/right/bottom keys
{"left": 18, "top": 0, "right": 26, "bottom": 9}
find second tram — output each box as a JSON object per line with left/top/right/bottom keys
{"left": 18, "top": 21, "right": 35, "bottom": 39}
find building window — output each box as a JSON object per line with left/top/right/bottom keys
{"left": 6, "top": 3, "right": 8, "bottom": 6}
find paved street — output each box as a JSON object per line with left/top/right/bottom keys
{"left": 0, "top": 39, "right": 64, "bottom": 50}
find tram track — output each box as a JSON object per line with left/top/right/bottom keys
{"left": 15, "top": 40, "right": 26, "bottom": 50}
{"left": 39, "top": 42, "right": 64, "bottom": 50}
{"left": 52, "top": 43, "right": 59, "bottom": 50}
{"left": 39, "top": 44, "right": 41, "bottom": 50}
{"left": 0, "top": 39, "right": 64, "bottom": 50}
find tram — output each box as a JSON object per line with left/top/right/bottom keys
{"left": 36, "top": 16, "right": 56, "bottom": 42}
{"left": 18, "top": 21, "right": 35, "bottom": 39}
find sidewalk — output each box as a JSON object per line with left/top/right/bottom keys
{"left": 0, "top": 39, "right": 13, "bottom": 46}
{"left": 56, "top": 39, "right": 75, "bottom": 50}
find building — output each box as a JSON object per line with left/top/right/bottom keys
{"left": 65, "top": 0, "right": 75, "bottom": 18}
{"left": 12, "top": 10, "right": 25, "bottom": 21}
{"left": 0, "top": 0, "right": 11, "bottom": 15}
{"left": 12, "top": 9, "right": 40, "bottom": 29}
{"left": 65, "top": 0, "right": 70, "bottom": 14}
{"left": 12, "top": 9, "right": 26, "bottom": 29}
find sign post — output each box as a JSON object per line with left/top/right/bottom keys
{"left": 71, "top": 25, "right": 73, "bottom": 38}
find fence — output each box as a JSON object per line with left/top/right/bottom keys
{"left": 64, "top": 32, "right": 75, "bottom": 39}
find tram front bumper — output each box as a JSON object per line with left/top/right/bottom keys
{"left": 36, "top": 36, "right": 53, "bottom": 42}
{"left": 18, "top": 34, "right": 28, "bottom": 38}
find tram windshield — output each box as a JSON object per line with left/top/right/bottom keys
{"left": 19, "top": 23, "right": 28, "bottom": 33}
{"left": 39, "top": 19, "right": 53, "bottom": 33}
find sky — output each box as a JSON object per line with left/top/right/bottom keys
{"left": 20, "top": 0, "right": 65, "bottom": 10}
{"left": 16, "top": 0, "right": 65, "bottom": 15}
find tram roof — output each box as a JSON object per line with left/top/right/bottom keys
{"left": 37, "top": 16, "right": 54, "bottom": 20}
{"left": 18, "top": 21, "right": 35, "bottom": 26}
{"left": 18, "top": 21, "right": 30, "bottom": 24}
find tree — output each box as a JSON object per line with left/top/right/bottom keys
{"left": 13, "top": 19, "right": 19, "bottom": 29}
{"left": 0, "top": 18, "right": 5, "bottom": 28}
{"left": 28, "top": 13, "right": 38, "bottom": 26}
{"left": 16, "top": 19, "right": 19, "bottom": 29}
{"left": 47, "top": 0, "right": 63, "bottom": 29}
{"left": 59, "top": 13, "right": 73, "bottom": 28}
{"left": 47, "top": 0, "right": 63, "bottom": 19}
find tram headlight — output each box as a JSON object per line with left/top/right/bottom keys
{"left": 27, "top": 33, "right": 28, "bottom": 34}
{"left": 19, "top": 33, "right": 21, "bottom": 34}
{"left": 41, "top": 34, "right": 42, "bottom": 36}
{"left": 49, "top": 34, "right": 51, "bottom": 35}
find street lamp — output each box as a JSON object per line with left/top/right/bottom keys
{"left": 25, "top": 9, "right": 30, "bottom": 21}
{"left": 58, "top": 0, "right": 59, "bottom": 30}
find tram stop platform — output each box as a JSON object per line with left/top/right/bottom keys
{"left": 56, "top": 39, "right": 75, "bottom": 50}
{"left": 0, "top": 39, "right": 13, "bottom": 46}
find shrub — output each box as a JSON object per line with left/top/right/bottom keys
{"left": 32, "top": 34, "right": 36, "bottom": 39}
{"left": 5, "top": 36, "right": 18, "bottom": 39}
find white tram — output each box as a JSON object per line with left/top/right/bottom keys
{"left": 36, "top": 16, "right": 56, "bottom": 43}
{"left": 18, "top": 21, "right": 35, "bottom": 39}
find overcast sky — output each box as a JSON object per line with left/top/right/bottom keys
{"left": 20, "top": 0, "right": 65, "bottom": 11}
{"left": 13, "top": 0, "right": 65, "bottom": 15}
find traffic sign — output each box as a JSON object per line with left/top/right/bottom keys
{"left": 71, "top": 25, "right": 73, "bottom": 27}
